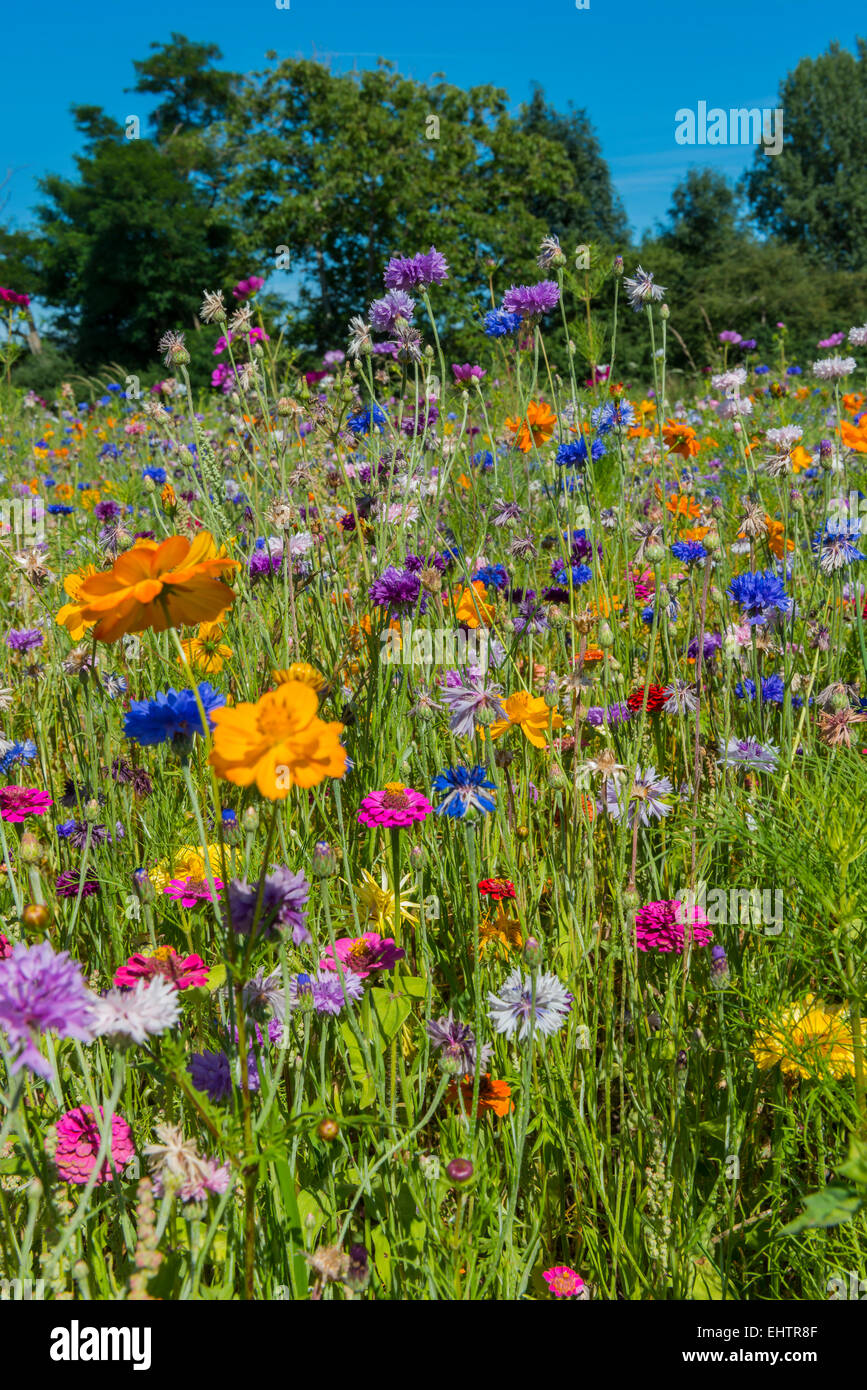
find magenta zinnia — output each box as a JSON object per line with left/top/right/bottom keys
{"left": 51, "top": 1105, "right": 135, "bottom": 1185}
{"left": 0, "top": 786, "right": 53, "bottom": 822}
{"left": 114, "top": 947, "right": 209, "bottom": 991}
{"left": 357, "top": 783, "right": 432, "bottom": 829}
{"left": 164, "top": 876, "right": 223, "bottom": 909}
{"left": 320, "top": 933, "right": 405, "bottom": 979}
{"left": 542, "top": 1265, "right": 587, "bottom": 1298}
{"left": 634, "top": 899, "right": 713, "bottom": 954}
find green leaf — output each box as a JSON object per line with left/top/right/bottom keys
{"left": 782, "top": 1187, "right": 863, "bottom": 1234}
{"left": 370, "top": 987, "right": 412, "bottom": 1042}
{"left": 206, "top": 963, "right": 227, "bottom": 992}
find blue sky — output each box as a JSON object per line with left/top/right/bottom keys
{"left": 1, "top": 0, "right": 862, "bottom": 240}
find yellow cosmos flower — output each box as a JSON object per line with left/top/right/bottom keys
{"left": 179, "top": 619, "right": 233, "bottom": 675}
{"left": 208, "top": 680, "right": 346, "bottom": 797}
{"left": 752, "top": 995, "right": 864, "bottom": 1079}
{"left": 151, "top": 844, "right": 225, "bottom": 893}
{"left": 490, "top": 691, "right": 563, "bottom": 749}
{"left": 271, "top": 662, "right": 325, "bottom": 693}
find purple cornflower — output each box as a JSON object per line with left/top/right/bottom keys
{"left": 225, "top": 868, "right": 311, "bottom": 943}
{"left": 368, "top": 290, "right": 415, "bottom": 332}
{"left": 427, "top": 1010, "right": 491, "bottom": 1074}
{"left": 383, "top": 247, "right": 449, "bottom": 292}
{"left": 288, "top": 968, "right": 364, "bottom": 1016}
{"left": 585, "top": 703, "right": 633, "bottom": 728}
{"left": 0, "top": 941, "right": 95, "bottom": 1078}
{"left": 487, "top": 968, "right": 572, "bottom": 1041}
{"left": 687, "top": 632, "right": 722, "bottom": 661}
{"left": 189, "top": 1049, "right": 259, "bottom": 1102}
{"left": 717, "top": 737, "right": 779, "bottom": 771}
{"left": 7, "top": 628, "right": 43, "bottom": 653}
{"left": 368, "top": 566, "right": 421, "bottom": 615}
{"left": 513, "top": 595, "right": 549, "bottom": 636}
{"left": 439, "top": 679, "right": 506, "bottom": 739}
{"left": 55, "top": 870, "right": 100, "bottom": 898}
{"left": 502, "top": 281, "right": 560, "bottom": 321}
{"left": 94, "top": 500, "right": 122, "bottom": 522}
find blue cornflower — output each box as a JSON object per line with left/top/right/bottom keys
{"left": 735, "top": 675, "right": 803, "bottom": 708}
{"left": 143, "top": 467, "right": 167, "bottom": 485}
{"left": 471, "top": 450, "right": 495, "bottom": 470}
{"left": 812, "top": 521, "right": 866, "bottom": 575}
{"left": 472, "top": 564, "right": 508, "bottom": 592}
{"left": 552, "top": 561, "right": 592, "bottom": 588}
{"left": 555, "top": 436, "right": 605, "bottom": 468}
{"left": 591, "top": 401, "right": 636, "bottom": 434}
{"left": 123, "top": 683, "right": 225, "bottom": 746}
{"left": 483, "top": 309, "right": 521, "bottom": 339}
{"left": 432, "top": 765, "right": 497, "bottom": 819}
{"left": 642, "top": 596, "right": 679, "bottom": 626}
{"left": 47, "top": 504, "right": 74, "bottom": 516}
{"left": 727, "top": 569, "right": 792, "bottom": 625}
{"left": 0, "top": 739, "right": 37, "bottom": 773}
{"left": 348, "top": 404, "right": 388, "bottom": 434}
{"left": 670, "top": 540, "right": 707, "bottom": 566}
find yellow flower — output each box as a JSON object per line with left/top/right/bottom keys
{"left": 208, "top": 680, "right": 346, "bottom": 797}
{"left": 490, "top": 691, "right": 563, "bottom": 749}
{"left": 352, "top": 868, "right": 419, "bottom": 931}
{"left": 151, "top": 844, "right": 225, "bottom": 893}
{"left": 752, "top": 995, "right": 863, "bottom": 1079}
{"left": 271, "top": 662, "right": 325, "bottom": 693}
{"left": 179, "top": 619, "right": 233, "bottom": 674}
{"left": 55, "top": 564, "right": 99, "bottom": 641}
{"left": 478, "top": 909, "right": 523, "bottom": 958}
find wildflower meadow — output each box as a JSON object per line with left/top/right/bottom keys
{"left": 2, "top": 241, "right": 867, "bottom": 1319}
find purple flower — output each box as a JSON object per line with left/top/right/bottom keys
{"left": 55, "top": 870, "right": 100, "bottom": 898}
{"left": 288, "top": 968, "right": 364, "bottom": 1016}
{"left": 383, "top": 247, "right": 449, "bottom": 292}
{"left": 502, "top": 281, "right": 560, "bottom": 321}
{"left": 189, "top": 1049, "right": 259, "bottom": 1102}
{"left": 369, "top": 291, "right": 415, "bottom": 332}
{"left": 440, "top": 679, "right": 506, "bottom": 739}
{"left": 427, "top": 1010, "right": 491, "bottom": 1073}
{"left": 586, "top": 703, "right": 633, "bottom": 728}
{"left": 368, "top": 566, "right": 421, "bottom": 615}
{"left": 7, "top": 628, "right": 43, "bottom": 653}
{"left": 225, "top": 868, "right": 311, "bottom": 943}
{"left": 599, "top": 766, "right": 673, "bottom": 826}
{"left": 0, "top": 941, "right": 95, "bottom": 1078}
{"left": 452, "top": 363, "right": 486, "bottom": 384}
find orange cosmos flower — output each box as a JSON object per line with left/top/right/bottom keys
{"left": 55, "top": 564, "right": 99, "bottom": 641}
{"left": 504, "top": 400, "right": 556, "bottom": 453}
{"left": 490, "top": 691, "right": 563, "bottom": 748}
{"left": 764, "top": 517, "right": 795, "bottom": 560}
{"left": 208, "top": 681, "right": 346, "bottom": 796}
{"left": 455, "top": 581, "right": 494, "bottom": 629}
{"left": 664, "top": 491, "right": 701, "bottom": 519}
{"left": 842, "top": 393, "right": 865, "bottom": 414}
{"left": 790, "top": 445, "right": 814, "bottom": 472}
{"left": 662, "top": 420, "right": 700, "bottom": 458}
{"left": 59, "top": 532, "right": 240, "bottom": 644}
{"left": 447, "top": 1074, "right": 514, "bottom": 1118}
{"left": 841, "top": 420, "right": 867, "bottom": 454}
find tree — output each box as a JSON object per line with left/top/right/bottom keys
{"left": 743, "top": 38, "right": 867, "bottom": 271}
{"left": 658, "top": 169, "right": 746, "bottom": 263}
{"left": 33, "top": 107, "right": 240, "bottom": 368}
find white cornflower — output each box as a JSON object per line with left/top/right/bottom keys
{"left": 89, "top": 977, "right": 179, "bottom": 1045}
{"left": 487, "top": 968, "right": 572, "bottom": 1041}
{"left": 847, "top": 325, "right": 867, "bottom": 348}
{"left": 347, "top": 316, "right": 372, "bottom": 359}
{"left": 623, "top": 266, "right": 666, "bottom": 312}
{"left": 813, "top": 356, "right": 857, "bottom": 380}
{"left": 199, "top": 289, "right": 226, "bottom": 324}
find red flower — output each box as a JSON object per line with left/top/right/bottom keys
{"left": 627, "top": 684, "right": 667, "bottom": 713}
{"left": 478, "top": 878, "right": 517, "bottom": 901}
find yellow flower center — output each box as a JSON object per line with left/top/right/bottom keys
{"left": 382, "top": 782, "right": 409, "bottom": 809}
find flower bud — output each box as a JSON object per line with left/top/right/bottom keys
{"left": 543, "top": 675, "right": 559, "bottom": 710}
{"left": 132, "top": 867, "right": 155, "bottom": 904}
{"left": 645, "top": 543, "right": 666, "bottom": 565}
{"left": 523, "top": 936, "right": 542, "bottom": 967}
{"left": 311, "top": 841, "right": 341, "bottom": 878}
{"left": 21, "top": 902, "right": 50, "bottom": 932}
{"left": 19, "top": 832, "right": 41, "bottom": 864}
{"left": 317, "top": 1118, "right": 340, "bottom": 1141}
{"left": 242, "top": 805, "right": 260, "bottom": 833}
{"left": 597, "top": 622, "right": 615, "bottom": 649}
{"left": 446, "top": 1157, "right": 474, "bottom": 1185}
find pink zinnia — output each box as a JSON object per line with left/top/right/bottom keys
{"left": 114, "top": 947, "right": 209, "bottom": 991}
{"left": 52, "top": 1105, "right": 135, "bottom": 1185}
{"left": 0, "top": 786, "right": 53, "bottom": 822}
{"left": 0, "top": 934, "right": 12, "bottom": 960}
{"left": 634, "top": 899, "right": 713, "bottom": 955}
{"left": 357, "top": 783, "right": 432, "bottom": 829}
{"left": 163, "top": 877, "right": 223, "bottom": 909}
{"left": 630, "top": 567, "right": 655, "bottom": 602}
{"left": 320, "top": 932, "right": 405, "bottom": 979}
{"left": 542, "top": 1265, "right": 586, "bottom": 1298}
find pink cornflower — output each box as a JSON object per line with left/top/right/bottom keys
{"left": 114, "top": 947, "right": 209, "bottom": 991}
{"left": 357, "top": 783, "right": 432, "bottom": 829}
{"left": 320, "top": 932, "right": 405, "bottom": 979}
{"left": 52, "top": 1105, "right": 135, "bottom": 1185}
{"left": 542, "top": 1265, "right": 587, "bottom": 1298}
{"left": 634, "top": 899, "right": 713, "bottom": 955}
{"left": 0, "top": 786, "right": 53, "bottom": 822}
{"left": 163, "top": 877, "right": 223, "bottom": 909}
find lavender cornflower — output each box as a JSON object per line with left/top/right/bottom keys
{"left": 288, "top": 968, "right": 364, "bottom": 1016}
{"left": 502, "top": 281, "right": 560, "bottom": 321}
{"left": 600, "top": 766, "right": 673, "bottom": 826}
{"left": 427, "top": 1010, "right": 492, "bottom": 1073}
{"left": 491, "top": 499, "right": 524, "bottom": 526}
{"left": 383, "top": 247, "right": 449, "bottom": 291}
{"left": 662, "top": 681, "right": 700, "bottom": 714}
{"left": 487, "top": 968, "right": 572, "bottom": 1041}
{"left": 585, "top": 702, "right": 633, "bottom": 728}
{"left": 368, "top": 566, "right": 421, "bottom": 615}
{"left": 243, "top": 967, "right": 287, "bottom": 1022}
{"left": 368, "top": 290, "right": 415, "bottom": 332}
{"left": 687, "top": 632, "right": 722, "bottom": 661}
{"left": 439, "top": 679, "right": 506, "bottom": 738}
{"left": 717, "top": 737, "right": 779, "bottom": 771}
{"left": 189, "top": 1050, "right": 259, "bottom": 1102}
{"left": 7, "top": 628, "right": 43, "bottom": 653}
{"left": 0, "top": 941, "right": 95, "bottom": 1077}
{"left": 225, "top": 869, "right": 311, "bottom": 943}
{"left": 513, "top": 595, "right": 549, "bottom": 636}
